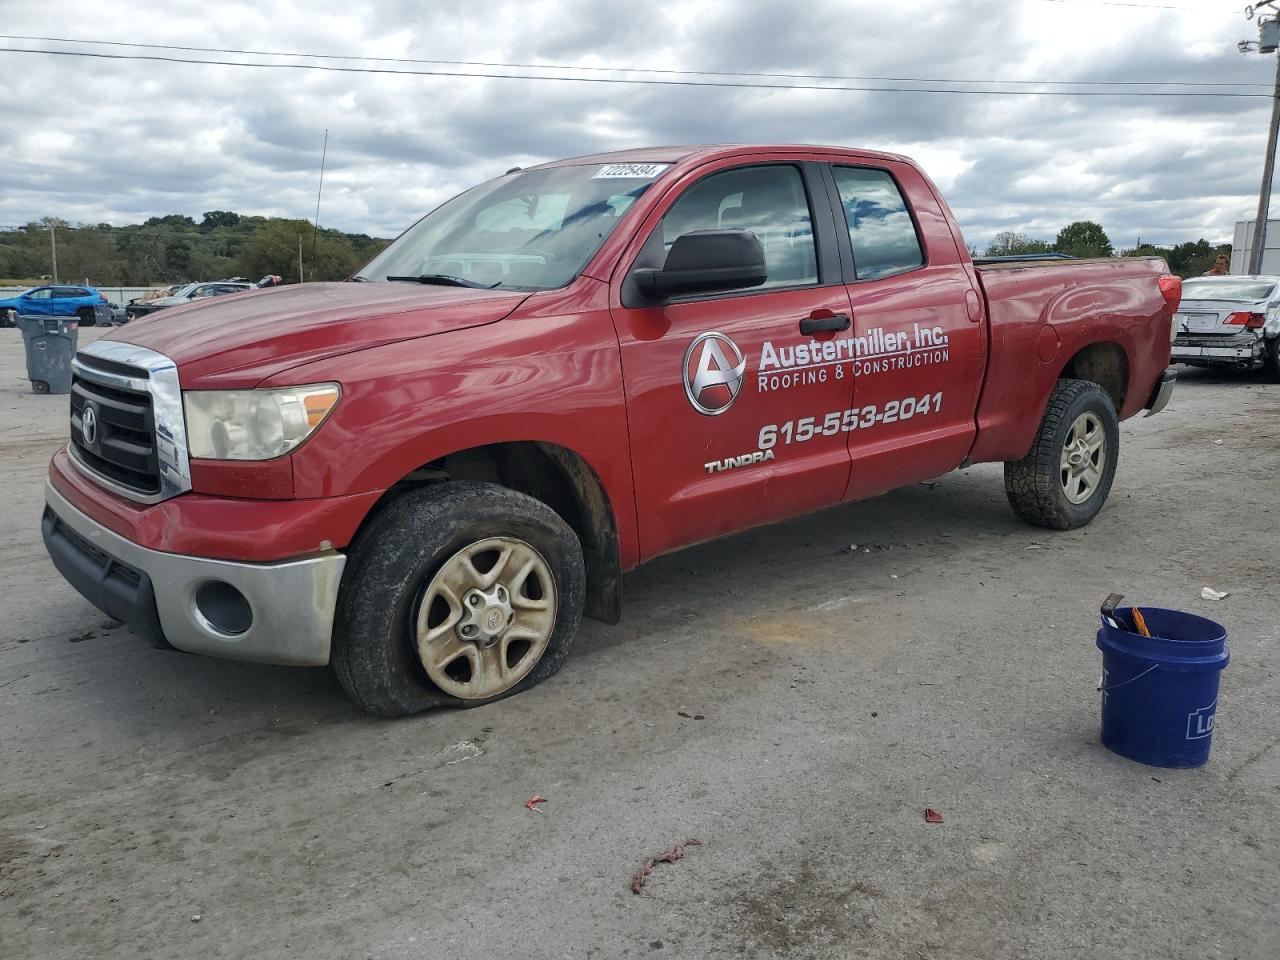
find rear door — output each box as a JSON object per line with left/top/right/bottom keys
{"left": 52, "top": 287, "right": 83, "bottom": 316}
{"left": 822, "top": 162, "right": 987, "bottom": 499}
{"left": 610, "top": 158, "right": 857, "bottom": 559}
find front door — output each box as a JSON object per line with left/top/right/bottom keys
{"left": 22, "top": 287, "right": 53, "bottom": 317}
{"left": 611, "top": 161, "right": 856, "bottom": 560}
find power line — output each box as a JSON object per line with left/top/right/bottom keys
{"left": 1034, "top": 0, "right": 1199, "bottom": 9}
{"left": 0, "top": 46, "right": 1271, "bottom": 97}
{"left": 0, "top": 33, "right": 1265, "bottom": 88}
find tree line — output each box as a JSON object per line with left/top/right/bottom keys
{"left": 983, "top": 221, "right": 1232, "bottom": 278}
{"left": 0, "top": 212, "right": 391, "bottom": 287}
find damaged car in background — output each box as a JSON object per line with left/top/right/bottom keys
{"left": 1171, "top": 275, "right": 1280, "bottom": 380}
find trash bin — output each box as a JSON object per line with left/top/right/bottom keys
{"left": 15, "top": 314, "right": 78, "bottom": 394}
{"left": 1096, "top": 607, "right": 1229, "bottom": 768}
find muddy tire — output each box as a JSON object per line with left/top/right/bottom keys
{"left": 332, "top": 481, "right": 586, "bottom": 718}
{"left": 1004, "top": 378, "right": 1119, "bottom": 530}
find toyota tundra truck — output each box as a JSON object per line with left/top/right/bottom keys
{"left": 41, "top": 144, "right": 1180, "bottom": 716}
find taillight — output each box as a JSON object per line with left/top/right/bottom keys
{"left": 1226, "top": 312, "right": 1266, "bottom": 328}
{"left": 1158, "top": 275, "right": 1182, "bottom": 311}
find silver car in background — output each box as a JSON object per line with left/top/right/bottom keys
{"left": 1171, "top": 275, "right": 1280, "bottom": 380}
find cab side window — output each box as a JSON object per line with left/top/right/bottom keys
{"left": 27, "top": 288, "right": 52, "bottom": 300}
{"left": 832, "top": 166, "right": 925, "bottom": 281}
{"left": 661, "top": 165, "right": 817, "bottom": 290}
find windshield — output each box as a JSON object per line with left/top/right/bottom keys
{"left": 1181, "top": 279, "right": 1277, "bottom": 302}
{"left": 356, "top": 163, "right": 666, "bottom": 290}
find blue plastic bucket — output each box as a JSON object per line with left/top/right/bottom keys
{"left": 1096, "top": 607, "right": 1228, "bottom": 768}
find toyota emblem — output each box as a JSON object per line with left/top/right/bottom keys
{"left": 683, "top": 332, "right": 746, "bottom": 416}
{"left": 81, "top": 405, "right": 98, "bottom": 446}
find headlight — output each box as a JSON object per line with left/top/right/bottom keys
{"left": 184, "top": 384, "right": 340, "bottom": 460}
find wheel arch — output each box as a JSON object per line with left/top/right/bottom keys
{"left": 352, "top": 440, "right": 623, "bottom": 625}
{"left": 1055, "top": 339, "right": 1130, "bottom": 411}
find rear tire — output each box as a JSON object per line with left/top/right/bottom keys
{"left": 1004, "top": 379, "right": 1119, "bottom": 530}
{"left": 76, "top": 307, "right": 96, "bottom": 327}
{"left": 332, "top": 481, "right": 586, "bottom": 718}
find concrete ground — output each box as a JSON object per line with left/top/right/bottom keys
{"left": 1, "top": 325, "right": 1277, "bottom": 960}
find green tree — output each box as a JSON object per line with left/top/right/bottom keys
{"left": 200, "top": 210, "right": 241, "bottom": 230}
{"left": 984, "top": 231, "right": 1054, "bottom": 257}
{"left": 1054, "top": 221, "right": 1113, "bottom": 259}
{"left": 2, "top": 212, "right": 387, "bottom": 284}
{"left": 238, "top": 219, "right": 313, "bottom": 281}
{"left": 59, "top": 226, "right": 121, "bottom": 285}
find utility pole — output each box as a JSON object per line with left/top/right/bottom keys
{"left": 1243, "top": 4, "right": 1280, "bottom": 274}
{"left": 312, "top": 129, "right": 328, "bottom": 267}
{"left": 298, "top": 234, "right": 304, "bottom": 284}
{"left": 49, "top": 223, "right": 58, "bottom": 282}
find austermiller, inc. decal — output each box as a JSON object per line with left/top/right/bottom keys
{"left": 683, "top": 332, "right": 746, "bottom": 416}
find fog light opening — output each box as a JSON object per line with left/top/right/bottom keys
{"left": 194, "top": 581, "right": 253, "bottom": 637}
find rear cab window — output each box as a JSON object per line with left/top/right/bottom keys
{"left": 831, "top": 166, "right": 925, "bottom": 281}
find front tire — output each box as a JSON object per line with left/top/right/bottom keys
{"left": 332, "top": 481, "right": 586, "bottom": 717}
{"left": 1004, "top": 379, "right": 1119, "bottom": 530}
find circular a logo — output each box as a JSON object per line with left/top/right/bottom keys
{"left": 81, "top": 405, "right": 98, "bottom": 446}
{"left": 683, "top": 332, "right": 746, "bottom": 416}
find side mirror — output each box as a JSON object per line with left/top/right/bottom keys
{"left": 633, "top": 230, "right": 767, "bottom": 299}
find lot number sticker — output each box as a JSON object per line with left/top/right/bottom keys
{"left": 593, "top": 163, "right": 670, "bottom": 179}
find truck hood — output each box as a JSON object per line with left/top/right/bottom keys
{"left": 104, "top": 282, "right": 532, "bottom": 388}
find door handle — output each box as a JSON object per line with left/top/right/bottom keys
{"left": 799, "top": 313, "right": 851, "bottom": 335}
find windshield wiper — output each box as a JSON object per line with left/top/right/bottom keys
{"left": 385, "top": 273, "right": 497, "bottom": 289}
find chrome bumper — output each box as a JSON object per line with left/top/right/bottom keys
{"left": 43, "top": 481, "right": 346, "bottom": 666}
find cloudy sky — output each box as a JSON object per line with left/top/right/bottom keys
{"left": 0, "top": 0, "right": 1272, "bottom": 250}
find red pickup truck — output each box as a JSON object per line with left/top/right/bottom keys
{"left": 42, "top": 144, "right": 1179, "bottom": 716}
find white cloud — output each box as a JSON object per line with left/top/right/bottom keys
{"left": 0, "top": 0, "right": 1272, "bottom": 250}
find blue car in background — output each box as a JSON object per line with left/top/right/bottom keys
{"left": 0, "top": 284, "right": 112, "bottom": 328}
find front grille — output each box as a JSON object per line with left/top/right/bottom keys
{"left": 69, "top": 368, "right": 161, "bottom": 496}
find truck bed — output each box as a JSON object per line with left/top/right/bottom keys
{"left": 967, "top": 256, "right": 1173, "bottom": 463}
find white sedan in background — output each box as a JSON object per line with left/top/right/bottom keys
{"left": 1171, "top": 275, "right": 1280, "bottom": 380}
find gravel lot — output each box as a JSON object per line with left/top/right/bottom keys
{"left": 2, "top": 326, "right": 1277, "bottom": 960}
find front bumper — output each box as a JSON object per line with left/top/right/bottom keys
{"left": 1171, "top": 331, "right": 1266, "bottom": 366}
{"left": 42, "top": 481, "right": 346, "bottom": 666}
